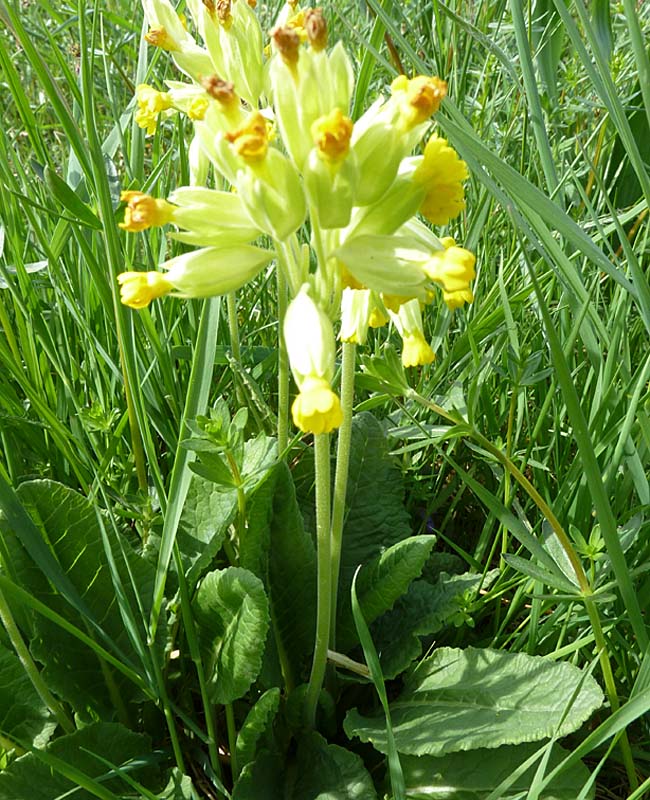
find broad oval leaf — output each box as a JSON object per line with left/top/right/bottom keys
{"left": 338, "top": 535, "right": 436, "bottom": 652}
{"left": 0, "top": 642, "right": 56, "bottom": 749}
{"left": 233, "top": 731, "right": 378, "bottom": 800}
{"left": 402, "top": 742, "right": 594, "bottom": 799}
{"left": 344, "top": 646, "right": 603, "bottom": 756}
{"left": 193, "top": 567, "right": 270, "bottom": 704}
{"left": 236, "top": 688, "right": 281, "bottom": 772}
{"left": 0, "top": 722, "right": 156, "bottom": 800}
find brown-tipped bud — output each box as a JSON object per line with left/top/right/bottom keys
{"left": 202, "top": 0, "right": 216, "bottom": 14}
{"left": 216, "top": 0, "right": 233, "bottom": 28}
{"left": 272, "top": 25, "right": 301, "bottom": 67}
{"left": 202, "top": 75, "right": 238, "bottom": 106}
{"left": 305, "top": 8, "right": 327, "bottom": 51}
{"left": 246, "top": 0, "right": 257, "bottom": 6}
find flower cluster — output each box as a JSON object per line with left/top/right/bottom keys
{"left": 118, "top": 0, "right": 476, "bottom": 435}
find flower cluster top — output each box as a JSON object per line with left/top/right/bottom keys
{"left": 118, "top": 0, "right": 476, "bottom": 435}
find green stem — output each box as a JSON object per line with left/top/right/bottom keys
{"left": 225, "top": 702, "right": 239, "bottom": 781}
{"left": 410, "top": 390, "right": 637, "bottom": 788}
{"left": 150, "top": 647, "right": 186, "bottom": 773}
{"left": 276, "top": 266, "right": 289, "bottom": 455}
{"left": 305, "top": 433, "right": 332, "bottom": 728}
{"left": 226, "top": 292, "right": 241, "bottom": 363}
{"left": 329, "top": 342, "right": 356, "bottom": 648}
{"left": 0, "top": 586, "right": 75, "bottom": 734}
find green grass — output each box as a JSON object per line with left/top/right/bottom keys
{"left": 1, "top": 0, "right": 650, "bottom": 796}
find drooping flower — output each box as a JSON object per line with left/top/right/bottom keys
{"left": 284, "top": 286, "right": 343, "bottom": 434}
{"left": 391, "top": 298, "right": 435, "bottom": 367}
{"left": 390, "top": 74, "right": 447, "bottom": 130}
{"left": 414, "top": 135, "right": 468, "bottom": 225}
{"left": 134, "top": 84, "right": 173, "bottom": 134}
{"left": 119, "top": 191, "right": 175, "bottom": 232}
{"left": 118, "top": 245, "right": 275, "bottom": 308}
{"left": 425, "top": 237, "right": 476, "bottom": 310}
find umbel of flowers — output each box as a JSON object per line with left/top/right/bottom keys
{"left": 118, "top": 0, "right": 475, "bottom": 437}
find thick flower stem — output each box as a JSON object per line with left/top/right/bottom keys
{"left": 226, "top": 292, "right": 241, "bottom": 363}
{"left": 329, "top": 342, "right": 356, "bottom": 647}
{"left": 276, "top": 266, "right": 289, "bottom": 455}
{"left": 305, "top": 433, "right": 332, "bottom": 728}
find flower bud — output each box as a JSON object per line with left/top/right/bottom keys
{"left": 334, "top": 233, "right": 429, "bottom": 298}
{"left": 165, "top": 187, "right": 261, "bottom": 245}
{"left": 340, "top": 288, "right": 371, "bottom": 344}
{"left": 234, "top": 149, "right": 307, "bottom": 240}
{"left": 142, "top": 0, "right": 214, "bottom": 80}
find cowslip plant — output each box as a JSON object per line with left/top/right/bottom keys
{"left": 118, "top": 0, "right": 475, "bottom": 729}
{"left": 0, "top": 1, "right": 615, "bottom": 798}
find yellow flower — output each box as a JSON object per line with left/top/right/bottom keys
{"left": 144, "top": 24, "right": 179, "bottom": 51}
{"left": 401, "top": 333, "right": 435, "bottom": 367}
{"left": 225, "top": 111, "right": 271, "bottom": 164}
{"left": 391, "top": 298, "right": 435, "bottom": 367}
{"left": 134, "top": 84, "right": 173, "bottom": 135}
{"left": 119, "top": 191, "right": 174, "bottom": 232}
{"left": 284, "top": 285, "right": 342, "bottom": 435}
{"left": 391, "top": 74, "right": 447, "bottom": 130}
{"left": 291, "top": 377, "right": 343, "bottom": 434}
{"left": 414, "top": 135, "right": 468, "bottom": 225}
{"left": 311, "top": 109, "right": 353, "bottom": 164}
{"left": 118, "top": 245, "right": 274, "bottom": 308}
{"left": 118, "top": 272, "right": 173, "bottom": 308}
{"left": 425, "top": 238, "right": 476, "bottom": 310}
{"left": 187, "top": 97, "right": 209, "bottom": 120}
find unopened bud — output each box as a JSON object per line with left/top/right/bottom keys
{"left": 272, "top": 25, "right": 301, "bottom": 67}
{"left": 305, "top": 8, "right": 327, "bottom": 51}
{"left": 216, "top": 0, "right": 233, "bottom": 28}
{"left": 202, "top": 75, "right": 239, "bottom": 108}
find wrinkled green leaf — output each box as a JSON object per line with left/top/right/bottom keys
{"left": 338, "top": 535, "right": 436, "bottom": 652}
{"left": 402, "top": 742, "right": 594, "bottom": 799}
{"left": 0, "top": 722, "right": 156, "bottom": 800}
{"left": 373, "top": 572, "right": 496, "bottom": 679}
{"left": 193, "top": 567, "right": 269, "bottom": 704}
{"left": 0, "top": 480, "right": 159, "bottom": 718}
{"left": 236, "top": 688, "right": 281, "bottom": 772}
{"left": 233, "top": 731, "right": 378, "bottom": 800}
{"left": 0, "top": 642, "right": 55, "bottom": 749}
{"left": 332, "top": 413, "right": 412, "bottom": 637}
{"left": 177, "top": 474, "right": 237, "bottom": 588}
{"left": 345, "top": 647, "right": 603, "bottom": 755}
{"left": 244, "top": 462, "right": 317, "bottom": 682}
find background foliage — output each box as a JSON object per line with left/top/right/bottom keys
{"left": 1, "top": 0, "right": 650, "bottom": 797}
